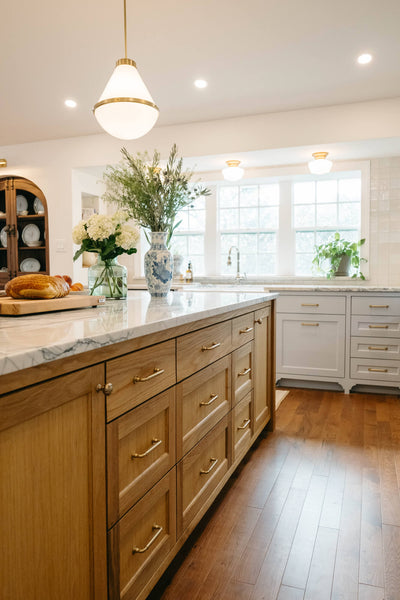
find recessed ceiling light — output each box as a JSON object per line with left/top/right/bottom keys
{"left": 357, "top": 53, "right": 372, "bottom": 65}
{"left": 194, "top": 79, "right": 208, "bottom": 89}
{"left": 65, "top": 99, "right": 77, "bottom": 108}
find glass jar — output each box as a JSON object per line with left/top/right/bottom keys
{"left": 88, "top": 256, "right": 127, "bottom": 299}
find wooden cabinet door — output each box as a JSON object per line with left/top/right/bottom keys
{"left": 253, "top": 305, "right": 273, "bottom": 435}
{"left": 0, "top": 178, "right": 17, "bottom": 284}
{"left": 0, "top": 365, "right": 107, "bottom": 600}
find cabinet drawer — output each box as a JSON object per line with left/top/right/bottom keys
{"left": 177, "top": 416, "right": 229, "bottom": 535}
{"left": 351, "top": 337, "right": 400, "bottom": 361}
{"left": 107, "top": 388, "right": 175, "bottom": 527}
{"left": 231, "top": 312, "right": 254, "bottom": 349}
{"left": 232, "top": 341, "right": 254, "bottom": 405}
{"left": 177, "top": 321, "right": 231, "bottom": 381}
{"left": 277, "top": 294, "right": 345, "bottom": 315}
{"left": 350, "top": 358, "right": 400, "bottom": 382}
{"left": 177, "top": 355, "right": 231, "bottom": 460}
{"left": 108, "top": 469, "right": 176, "bottom": 600}
{"left": 352, "top": 296, "right": 400, "bottom": 317}
{"left": 351, "top": 316, "right": 400, "bottom": 338}
{"left": 233, "top": 391, "right": 253, "bottom": 463}
{"left": 106, "top": 340, "right": 176, "bottom": 421}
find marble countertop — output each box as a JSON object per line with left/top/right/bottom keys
{"left": 0, "top": 289, "right": 277, "bottom": 377}
{"left": 262, "top": 285, "right": 400, "bottom": 292}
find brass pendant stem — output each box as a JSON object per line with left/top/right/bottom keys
{"left": 123, "top": 0, "right": 127, "bottom": 58}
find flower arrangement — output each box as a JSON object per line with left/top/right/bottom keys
{"left": 72, "top": 211, "right": 138, "bottom": 297}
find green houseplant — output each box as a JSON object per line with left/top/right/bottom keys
{"left": 102, "top": 144, "right": 210, "bottom": 296}
{"left": 312, "top": 232, "right": 367, "bottom": 279}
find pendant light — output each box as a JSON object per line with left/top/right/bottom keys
{"left": 308, "top": 152, "right": 333, "bottom": 175}
{"left": 93, "top": 0, "right": 159, "bottom": 140}
{"left": 222, "top": 160, "right": 244, "bottom": 182}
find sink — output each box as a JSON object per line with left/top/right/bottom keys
{"left": 179, "top": 284, "right": 268, "bottom": 293}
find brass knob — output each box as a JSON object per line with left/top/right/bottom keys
{"left": 96, "top": 382, "right": 113, "bottom": 395}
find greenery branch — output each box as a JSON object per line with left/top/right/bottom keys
{"left": 312, "top": 232, "right": 367, "bottom": 279}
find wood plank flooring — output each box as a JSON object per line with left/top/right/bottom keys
{"left": 148, "top": 390, "right": 400, "bottom": 600}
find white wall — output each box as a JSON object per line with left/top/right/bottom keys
{"left": 0, "top": 97, "right": 400, "bottom": 284}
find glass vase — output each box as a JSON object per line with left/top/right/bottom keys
{"left": 88, "top": 256, "right": 127, "bottom": 299}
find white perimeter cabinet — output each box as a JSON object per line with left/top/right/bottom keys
{"left": 276, "top": 290, "right": 400, "bottom": 394}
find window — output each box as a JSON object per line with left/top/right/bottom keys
{"left": 170, "top": 196, "right": 206, "bottom": 275}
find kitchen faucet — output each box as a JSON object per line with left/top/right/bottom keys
{"left": 227, "top": 246, "right": 246, "bottom": 283}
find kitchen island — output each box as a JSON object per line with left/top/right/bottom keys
{"left": 0, "top": 289, "right": 277, "bottom": 600}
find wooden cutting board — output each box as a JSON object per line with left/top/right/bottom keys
{"left": 0, "top": 294, "right": 104, "bottom": 316}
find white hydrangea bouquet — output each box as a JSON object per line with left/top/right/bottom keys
{"left": 72, "top": 211, "right": 138, "bottom": 297}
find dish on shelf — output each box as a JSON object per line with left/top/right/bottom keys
{"left": 21, "top": 223, "right": 40, "bottom": 245}
{"left": 26, "top": 240, "right": 43, "bottom": 247}
{"left": 0, "top": 211, "right": 6, "bottom": 217}
{"left": 20, "top": 258, "right": 41, "bottom": 272}
{"left": 33, "top": 197, "right": 44, "bottom": 214}
{"left": 0, "top": 226, "right": 19, "bottom": 248}
{"left": 17, "top": 210, "right": 29, "bottom": 216}
{"left": 16, "top": 195, "right": 28, "bottom": 213}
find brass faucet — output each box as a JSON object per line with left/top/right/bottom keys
{"left": 227, "top": 246, "right": 246, "bottom": 283}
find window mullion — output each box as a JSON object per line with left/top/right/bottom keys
{"left": 278, "top": 181, "right": 293, "bottom": 276}
{"left": 204, "top": 186, "right": 218, "bottom": 276}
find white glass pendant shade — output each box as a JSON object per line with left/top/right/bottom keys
{"left": 308, "top": 152, "right": 333, "bottom": 175}
{"left": 94, "top": 59, "right": 159, "bottom": 140}
{"left": 222, "top": 160, "right": 244, "bottom": 182}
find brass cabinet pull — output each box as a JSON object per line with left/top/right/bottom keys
{"left": 368, "top": 367, "right": 388, "bottom": 373}
{"left": 133, "top": 367, "right": 164, "bottom": 383}
{"left": 238, "top": 367, "right": 251, "bottom": 377}
{"left": 255, "top": 318, "right": 263, "bottom": 325}
{"left": 368, "top": 346, "right": 388, "bottom": 351}
{"left": 201, "top": 342, "right": 221, "bottom": 352}
{"left": 369, "top": 304, "right": 389, "bottom": 308}
{"left": 96, "top": 382, "right": 113, "bottom": 395}
{"left": 132, "top": 524, "right": 163, "bottom": 554}
{"left": 200, "top": 393, "right": 219, "bottom": 407}
{"left": 237, "top": 418, "right": 251, "bottom": 430}
{"left": 239, "top": 327, "right": 253, "bottom": 334}
{"left": 200, "top": 457, "right": 218, "bottom": 475}
{"left": 368, "top": 325, "right": 389, "bottom": 329}
{"left": 131, "top": 438, "right": 162, "bottom": 459}
{"left": 301, "top": 322, "right": 319, "bottom": 327}
{"left": 301, "top": 303, "right": 319, "bottom": 307}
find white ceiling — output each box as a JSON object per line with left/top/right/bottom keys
{"left": 2, "top": 0, "right": 400, "bottom": 147}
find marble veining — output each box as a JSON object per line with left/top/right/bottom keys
{"left": 0, "top": 290, "right": 277, "bottom": 377}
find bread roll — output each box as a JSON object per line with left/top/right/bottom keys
{"left": 5, "top": 274, "right": 70, "bottom": 299}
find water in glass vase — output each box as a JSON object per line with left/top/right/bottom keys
{"left": 88, "top": 257, "right": 127, "bottom": 299}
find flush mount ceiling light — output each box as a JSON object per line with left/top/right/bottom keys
{"left": 93, "top": 0, "right": 159, "bottom": 140}
{"left": 194, "top": 79, "right": 208, "bottom": 89}
{"left": 308, "top": 152, "right": 333, "bottom": 175}
{"left": 65, "top": 99, "right": 77, "bottom": 108}
{"left": 222, "top": 160, "right": 244, "bottom": 182}
{"left": 0, "top": 159, "right": 7, "bottom": 168}
{"left": 357, "top": 53, "right": 372, "bottom": 65}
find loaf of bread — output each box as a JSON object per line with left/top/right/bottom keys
{"left": 5, "top": 274, "right": 70, "bottom": 299}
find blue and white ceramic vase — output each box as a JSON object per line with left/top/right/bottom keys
{"left": 144, "top": 231, "right": 173, "bottom": 297}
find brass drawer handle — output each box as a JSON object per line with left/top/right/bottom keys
{"left": 368, "top": 368, "right": 388, "bottom": 373}
{"left": 368, "top": 325, "right": 389, "bottom": 329}
{"left": 131, "top": 438, "right": 162, "bottom": 459}
{"left": 368, "top": 346, "right": 389, "bottom": 351}
{"left": 301, "top": 303, "right": 319, "bottom": 307}
{"left": 238, "top": 367, "right": 251, "bottom": 377}
{"left": 301, "top": 322, "right": 319, "bottom": 327}
{"left": 133, "top": 367, "right": 164, "bottom": 383}
{"left": 96, "top": 382, "right": 113, "bottom": 395}
{"left": 369, "top": 304, "right": 389, "bottom": 308}
{"left": 201, "top": 342, "right": 221, "bottom": 352}
{"left": 255, "top": 318, "right": 263, "bottom": 325}
{"left": 200, "top": 457, "right": 218, "bottom": 475}
{"left": 237, "top": 418, "right": 251, "bottom": 430}
{"left": 200, "top": 393, "right": 219, "bottom": 407}
{"left": 132, "top": 524, "right": 163, "bottom": 554}
{"left": 239, "top": 327, "right": 253, "bottom": 334}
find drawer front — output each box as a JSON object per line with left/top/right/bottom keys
{"left": 351, "top": 337, "right": 400, "bottom": 361}
{"left": 106, "top": 340, "right": 176, "bottom": 421}
{"left": 107, "top": 388, "right": 176, "bottom": 527}
{"left": 108, "top": 469, "right": 176, "bottom": 600}
{"left": 350, "top": 358, "right": 400, "bottom": 383}
{"left": 177, "top": 321, "right": 231, "bottom": 381}
{"left": 178, "top": 416, "right": 229, "bottom": 535}
{"left": 233, "top": 391, "right": 253, "bottom": 462}
{"left": 351, "top": 316, "right": 400, "bottom": 338}
{"left": 231, "top": 312, "right": 254, "bottom": 349}
{"left": 352, "top": 296, "right": 400, "bottom": 317}
{"left": 177, "top": 355, "right": 231, "bottom": 460}
{"left": 277, "top": 294, "right": 345, "bottom": 315}
{"left": 232, "top": 341, "right": 254, "bottom": 405}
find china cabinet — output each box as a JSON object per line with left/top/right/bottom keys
{"left": 0, "top": 176, "right": 49, "bottom": 288}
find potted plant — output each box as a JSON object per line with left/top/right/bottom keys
{"left": 102, "top": 144, "right": 210, "bottom": 296}
{"left": 312, "top": 232, "right": 367, "bottom": 279}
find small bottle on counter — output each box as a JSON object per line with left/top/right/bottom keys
{"left": 185, "top": 261, "right": 193, "bottom": 283}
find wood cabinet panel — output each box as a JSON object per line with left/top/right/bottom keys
{"left": 233, "top": 391, "right": 253, "bottom": 463}
{"left": 177, "top": 320, "right": 231, "bottom": 381}
{"left": 277, "top": 294, "right": 345, "bottom": 315}
{"left": 350, "top": 358, "right": 400, "bottom": 382}
{"left": 232, "top": 340, "right": 254, "bottom": 405}
{"left": 352, "top": 296, "right": 400, "bottom": 317}
{"left": 351, "top": 315, "right": 400, "bottom": 338}
{"left": 350, "top": 336, "right": 400, "bottom": 361}
{"left": 254, "top": 305, "right": 273, "bottom": 434}
{"left": 231, "top": 312, "right": 254, "bottom": 349}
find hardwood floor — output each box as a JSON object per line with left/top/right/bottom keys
{"left": 148, "top": 389, "right": 400, "bottom": 600}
